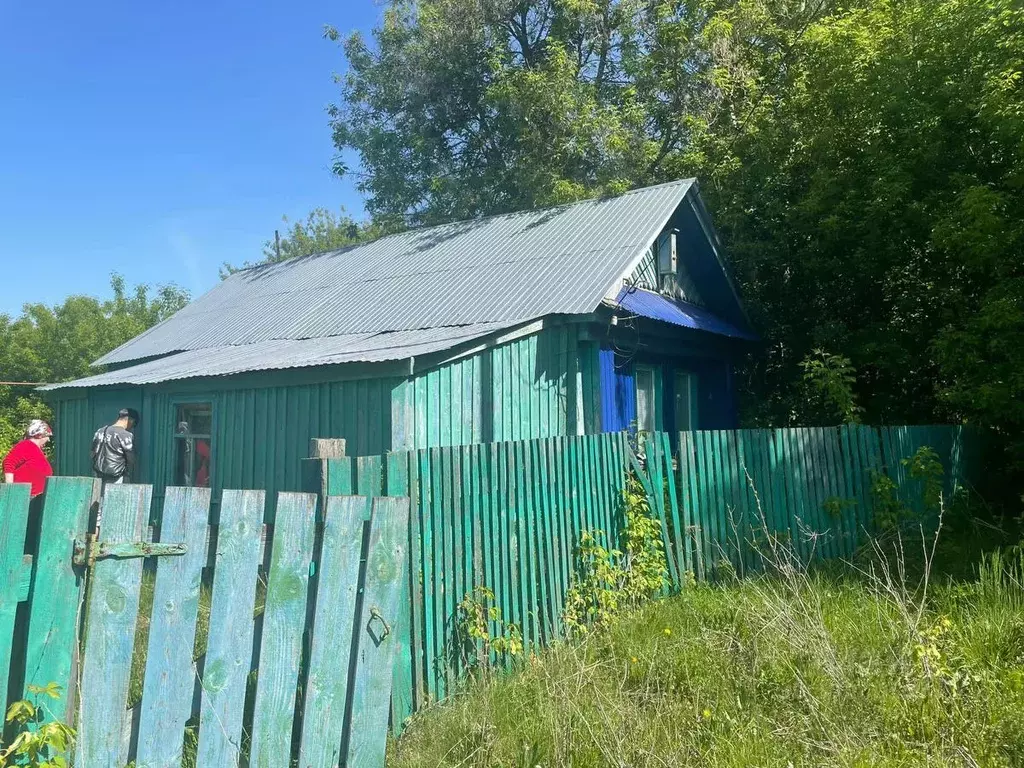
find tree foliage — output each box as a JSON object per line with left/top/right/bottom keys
{"left": 330, "top": 0, "right": 1024, "bottom": 470}
{"left": 0, "top": 275, "right": 188, "bottom": 453}
{"left": 223, "top": 207, "right": 378, "bottom": 275}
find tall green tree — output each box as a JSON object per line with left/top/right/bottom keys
{"left": 0, "top": 275, "right": 189, "bottom": 452}
{"left": 327, "top": 0, "right": 819, "bottom": 226}
{"left": 330, "top": 0, "right": 1024, "bottom": 471}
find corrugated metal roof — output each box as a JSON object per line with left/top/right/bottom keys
{"left": 611, "top": 287, "right": 758, "bottom": 341}
{"left": 96, "top": 179, "right": 696, "bottom": 366}
{"left": 43, "top": 323, "right": 513, "bottom": 390}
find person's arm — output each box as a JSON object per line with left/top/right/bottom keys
{"left": 3, "top": 444, "right": 24, "bottom": 483}
{"left": 123, "top": 432, "right": 136, "bottom": 481}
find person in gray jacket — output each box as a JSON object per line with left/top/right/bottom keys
{"left": 91, "top": 408, "right": 139, "bottom": 484}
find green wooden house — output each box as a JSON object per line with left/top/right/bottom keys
{"left": 43, "top": 179, "right": 755, "bottom": 505}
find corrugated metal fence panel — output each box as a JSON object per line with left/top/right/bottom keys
{"left": 652, "top": 425, "right": 981, "bottom": 580}
{"left": 385, "top": 432, "right": 631, "bottom": 706}
{"left": 408, "top": 326, "right": 577, "bottom": 449}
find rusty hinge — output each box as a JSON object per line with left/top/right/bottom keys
{"left": 73, "top": 536, "right": 187, "bottom": 567}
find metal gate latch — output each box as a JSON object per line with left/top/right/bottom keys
{"left": 73, "top": 535, "right": 187, "bottom": 567}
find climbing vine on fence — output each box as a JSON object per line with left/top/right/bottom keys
{"left": 563, "top": 474, "right": 668, "bottom": 637}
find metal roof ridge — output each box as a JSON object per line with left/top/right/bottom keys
{"left": 228, "top": 178, "right": 699, "bottom": 278}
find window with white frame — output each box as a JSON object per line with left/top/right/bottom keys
{"left": 635, "top": 365, "right": 656, "bottom": 434}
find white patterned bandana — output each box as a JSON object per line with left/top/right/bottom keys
{"left": 26, "top": 420, "right": 52, "bottom": 438}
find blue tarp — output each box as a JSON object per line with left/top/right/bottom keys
{"left": 614, "top": 287, "right": 757, "bottom": 341}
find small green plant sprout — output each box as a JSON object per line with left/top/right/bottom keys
{"left": 903, "top": 446, "right": 944, "bottom": 512}
{"left": 455, "top": 586, "right": 522, "bottom": 675}
{"left": 0, "top": 683, "right": 75, "bottom": 768}
{"left": 800, "top": 349, "right": 863, "bottom": 424}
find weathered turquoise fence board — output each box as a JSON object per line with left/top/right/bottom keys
{"left": 196, "top": 489, "right": 265, "bottom": 766}
{"left": 23, "top": 476, "right": 96, "bottom": 720}
{"left": 0, "top": 483, "right": 31, "bottom": 706}
{"left": 347, "top": 496, "right": 411, "bottom": 768}
{"left": 76, "top": 483, "right": 152, "bottom": 767}
{"left": 135, "top": 486, "right": 212, "bottom": 768}
{"left": 386, "top": 450, "right": 416, "bottom": 729}
{"left": 298, "top": 496, "right": 369, "bottom": 768}
{"left": 250, "top": 492, "right": 317, "bottom": 768}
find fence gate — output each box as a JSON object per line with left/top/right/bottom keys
{"left": 0, "top": 478, "right": 409, "bottom": 768}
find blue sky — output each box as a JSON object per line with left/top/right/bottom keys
{"left": 0, "top": 0, "right": 382, "bottom": 314}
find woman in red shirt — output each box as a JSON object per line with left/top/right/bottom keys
{"left": 2, "top": 420, "right": 54, "bottom": 497}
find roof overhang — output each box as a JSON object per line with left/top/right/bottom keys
{"left": 41, "top": 322, "right": 520, "bottom": 391}
{"left": 605, "top": 287, "right": 758, "bottom": 341}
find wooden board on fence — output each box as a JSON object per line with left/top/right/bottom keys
{"left": 298, "top": 495, "right": 369, "bottom": 768}
{"left": 134, "top": 486, "right": 212, "bottom": 768}
{"left": 250, "top": 492, "right": 317, "bottom": 768}
{"left": 0, "top": 483, "right": 31, "bottom": 706}
{"left": 347, "top": 496, "right": 410, "bottom": 768}
{"left": 22, "top": 477, "right": 96, "bottom": 720}
{"left": 76, "top": 483, "right": 153, "bottom": 767}
{"left": 196, "top": 489, "right": 265, "bottom": 766}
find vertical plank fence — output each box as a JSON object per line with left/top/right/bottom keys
{"left": 648, "top": 424, "right": 979, "bottom": 580}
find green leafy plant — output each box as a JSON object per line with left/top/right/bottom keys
{"left": 800, "top": 349, "right": 863, "bottom": 425}
{"left": 823, "top": 496, "right": 857, "bottom": 521}
{"left": 871, "top": 446, "right": 946, "bottom": 531}
{"left": 563, "top": 474, "right": 668, "bottom": 636}
{"left": 455, "top": 586, "right": 522, "bottom": 676}
{"left": 904, "top": 446, "right": 944, "bottom": 513}
{"left": 620, "top": 475, "right": 669, "bottom": 602}
{"left": 0, "top": 683, "right": 74, "bottom": 768}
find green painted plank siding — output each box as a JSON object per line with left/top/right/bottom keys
{"left": 406, "top": 326, "right": 580, "bottom": 450}
{"left": 299, "top": 496, "right": 368, "bottom": 768}
{"left": 23, "top": 477, "right": 97, "bottom": 721}
{"left": 51, "top": 376, "right": 396, "bottom": 520}
{"left": 250, "top": 493, "right": 317, "bottom": 768}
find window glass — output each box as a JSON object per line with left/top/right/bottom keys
{"left": 674, "top": 372, "right": 697, "bottom": 432}
{"left": 635, "top": 366, "right": 655, "bottom": 434}
{"left": 173, "top": 403, "right": 212, "bottom": 487}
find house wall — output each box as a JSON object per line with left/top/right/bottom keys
{"left": 51, "top": 373, "right": 397, "bottom": 518}
{"left": 51, "top": 323, "right": 743, "bottom": 515}
{"left": 394, "top": 324, "right": 580, "bottom": 450}
{"left": 595, "top": 347, "right": 738, "bottom": 434}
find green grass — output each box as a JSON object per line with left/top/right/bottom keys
{"left": 388, "top": 545, "right": 1024, "bottom": 767}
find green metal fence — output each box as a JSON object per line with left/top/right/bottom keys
{"left": 322, "top": 424, "right": 980, "bottom": 717}
{"left": 643, "top": 425, "right": 979, "bottom": 583}
{"left": 324, "top": 432, "right": 633, "bottom": 715}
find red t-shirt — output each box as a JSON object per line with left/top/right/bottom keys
{"left": 2, "top": 439, "right": 53, "bottom": 497}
